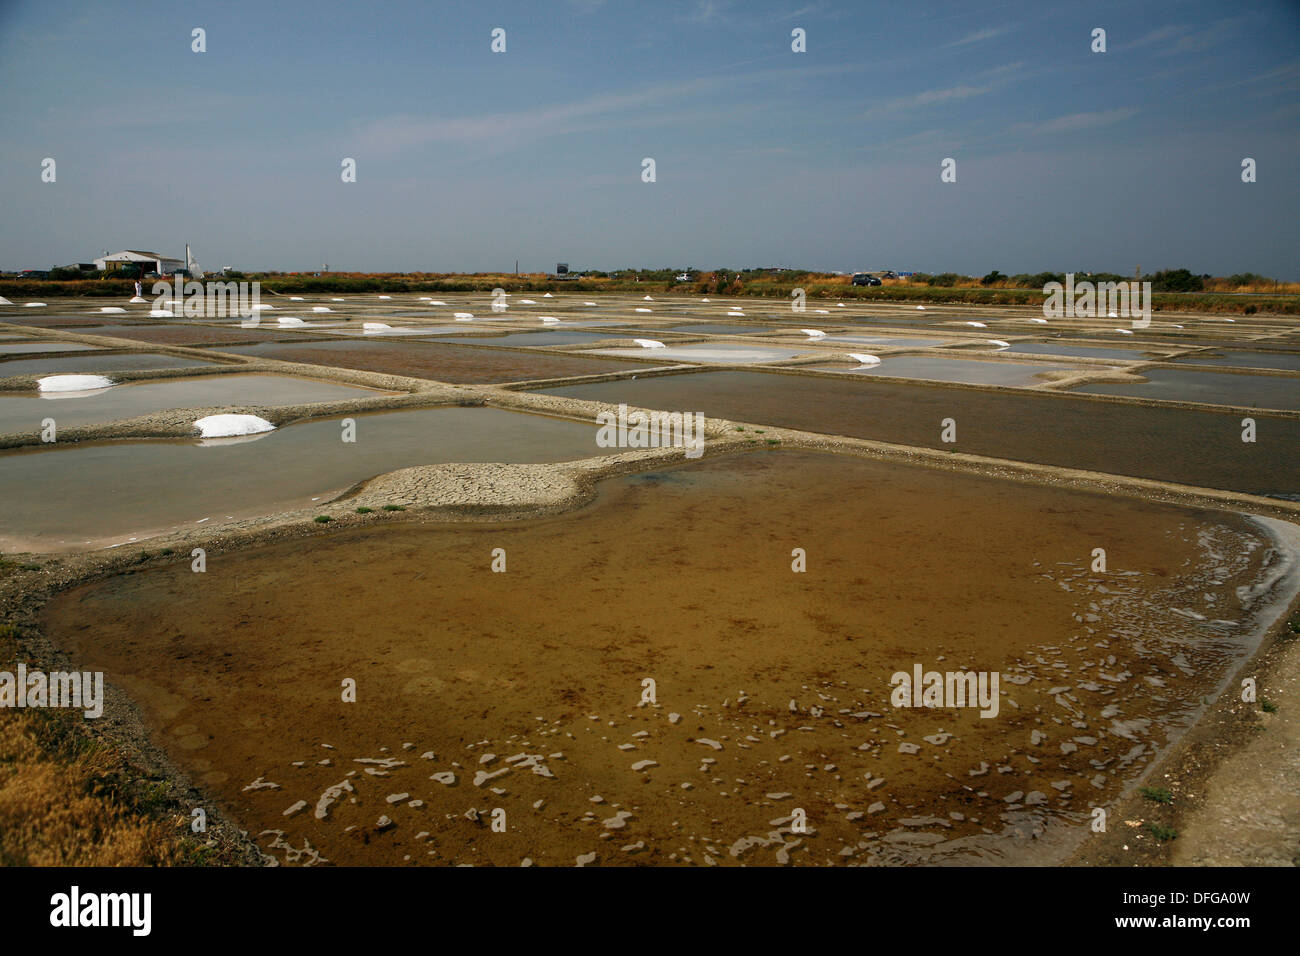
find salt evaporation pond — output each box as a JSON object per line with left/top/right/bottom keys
{"left": 809, "top": 354, "right": 1079, "bottom": 387}
{"left": 78, "top": 324, "right": 309, "bottom": 345}
{"left": 1073, "top": 367, "right": 1300, "bottom": 411}
{"left": 592, "top": 344, "right": 807, "bottom": 364}
{"left": 322, "top": 325, "right": 473, "bottom": 336}
{"left": 0, "top": 407, "right": 603, "bottom": 552}
{"left": 0, "top": 341, "right": 104, "bottom": 355}
{"left": 1002, "top": 341, "right": 1164, "bottom": 361}
{"left": 435, "top": 331, "right": 619, "bottom": 347}
{"left": 535, "top": 370, "right": 1300, "bottom": 497}
{"left": 39, "top": 449, "right": 1293, "bottom": 865}
{"left": 817, "top": 334, "right": 954, "bottom": 348}
{"left": 1169, "top": 350, "right": 1300, "bottom": 372}
{"left": 665, "top": 324, "right": 768, "bottom": 335}
{"left": 0, "top": 352, "right": 226, "bottom": 378}
{"left": 0, "top": 373, "right": 391, "bottom": 435}
{"left": 214, "top": 340, "right": 650, "bottom": 384}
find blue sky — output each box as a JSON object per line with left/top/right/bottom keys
{"left": 1, "top": 0, "right": 1297, "bottom": 276}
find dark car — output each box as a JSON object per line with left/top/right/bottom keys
{"left": 852, "top": 273, "right": 881, "bottom": 286}
{"left": 19, "top": 269, "right": 50, "bottom": 279}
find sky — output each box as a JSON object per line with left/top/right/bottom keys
{"left": 0, "top": 0, "right": 1297, "bottom": 277}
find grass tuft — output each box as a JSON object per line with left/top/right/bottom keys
{"left": 1146, "top": 822, "right": 1178, "bottom": 842}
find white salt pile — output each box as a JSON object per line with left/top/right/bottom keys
{"left": 25, "top": 302, "right": 47, "bottom": 307}
{"left": 633, "top": 339, "right": 666, "bottom": 349}
{"left": 848, "top": 353, "right": 881, "bottom": 366}
{"left": 429, "top": 300, "right": 446, "bottom": 305}
{"left": 290, "top": 296, "right": 305, "bottom": 301}
{"left": 988, "top": 339, "right": 1011, "bottom": 349}
{"left": 312, "top": 306, "right": 332, "bottom": 312}
{"left": 540, "top": 316, "right": 559, "bottom": 324}
{"left": 194, "top": 414, "right": 275, "bottom": 438}
{"left": 543, "top": 292, "right": 553, "bottom": 297}
{"left": 643, "top": 295, "right": 653, "bottom": 300}
{"left": 150, "top": 309, "right": 175, "bottom": 317}
{"left": 278, "top": 317, "right": 305, "bottom": 326}
{"left": 635, "top": 307, "right": 652, "bottom": 313}
{"left": 520, "top": 299, "right": 536, "bottom": 304}
{"left": 38, "top": 374, "right": 115, "bottom": 392}
{"left": 363, "top": 322, "right": 391, "bottom": 332}
{"left": 800, "top": 329, "right": 826, "bottom": 339}
{"left": 0, "top": 296, "right": 12, "bottom": 305}
{"left": 378, "top": 295, "right": 392, "bottom": 300}
{"left": 917, "top": 305, "right": 926, "bottom": 310}
{"left": 128, "top": 296, "right": 147, "bottom": 304}
{"left": 454, "top": 312, "right": 474, "bottom": 321}
{"left": 965, "top": 321, "right": 987, "bottom": 328}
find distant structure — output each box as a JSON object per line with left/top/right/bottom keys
{"left": 94, "top": 249, "right": 185, "bottom": 275}
{"left": 185, "top": 244, "right": 205, "bottom": 279}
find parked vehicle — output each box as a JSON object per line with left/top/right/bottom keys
{"left": 852, "top": 273, "right": 881, "bottom": 286}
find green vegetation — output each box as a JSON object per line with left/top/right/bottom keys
{"left": 313, "top": 515, "right": 332, "bottom": 523}
{"left": 355, "top": 506, "right": 374, "bottom": 514}
{"left": 382, "top": 504, "right": 406, "bottom": 512}
{"left": 3, "top": 266, "right": 1296, "bottom": 313}
{"left": 1146, "top": 823, "right": 1178, "bottom": 842}
{"left": 1140, "top": 785, "right": 1174, "bottom": 804}
{"left": 1261, "top": 699, "right": 1278, "bottom": 714}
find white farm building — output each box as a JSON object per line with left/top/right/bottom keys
{"left": 93, "top": 249, "right": 186, "bottom": 275}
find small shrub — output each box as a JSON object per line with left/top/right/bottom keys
{"left": 1261, "top": 699, "right": 1278, "bottom": 713}
{"left": 382, "top": 504, "right": 406, "bottom": 512}
{"left": 1146, "top": 822, "right": 1178, "bottom": 842}
{"left": 356, "top": 507, "right": 374, "bottom": 514}
{"left": 1140, "top": 785, "right": 1173, "bottom": 804}
{"left": 314, "top": 515, "right": 333, "bottom": 523}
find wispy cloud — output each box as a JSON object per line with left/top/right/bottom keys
{"left": 775, "top": 4, "right": 821, "bottom": 21}
{"left": 946, "top": 26, "right": 1011, "bottom": 47}
{"left": 1122, "top": 20, "right": 1239, "bottom": 56}
{"left": 687, "top": 0, "right": 731, "bottom": 23}
{"left": 1015, "top": 108, "right": 1140, "bottom": 135}
{"left": 865, "top": 84, "right": 993, "bottom": 116}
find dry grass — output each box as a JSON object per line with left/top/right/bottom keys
{"left": 0, "top": 626, "right": 246, "bottom": 867}
{"left": 0, "top": 707, "right": 183, "bottom": 866}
